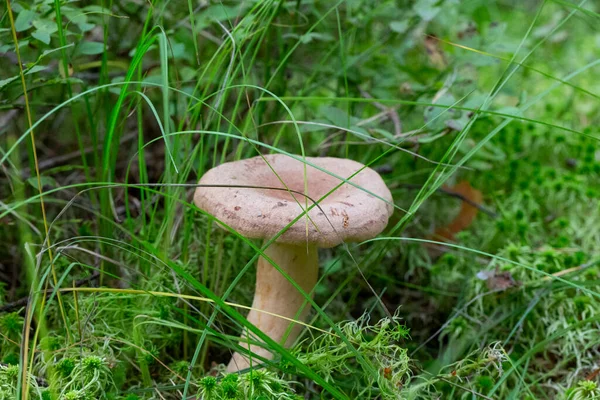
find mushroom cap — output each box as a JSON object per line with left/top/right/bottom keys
{"left": 194, "top": 154, "right": 394, "bottom": 248}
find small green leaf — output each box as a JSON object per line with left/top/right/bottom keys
{"left": 446, "top": 117, "right": 467, "bottom": 131}
{"left": 45, "top": 77, "right": 84, "bottom": 85}
{"left": 414, "top": 0, "right": 441, "bottom": 21}
{"left": 39, "top": 44, "right": 75, "bottom": 61}
{"left": 11, "top": 3, "right": 24, "bottom": 12}
{"left": 15, "top": 9, "right": 37, "bottom": 32}
{"left": 417, "top": 130, "right": 447, "bottom": 144}
{"left": 142, "top": 74, "right": 163, "bottom": 85}
{"left": 26, "top": 176, "right": 57, "bottom": 189}
{"left": 32, "top": 30, "right": 51, "bottom": 44}
{"left": 372, "top": 128, "right": 397, "bottom": 142}
{"left": 296, "top": 32, "right": 335, "bottom": 44}
{"left": 64, "top": 10, "right": 87, "bottom": 25}
{"left": 319, "top": 105, "right": 359, "bottom": 128}
{"left": 467, "top": 160, "right": 493, "bottom": 171}
{"left": 83, "top": 5, "right": 113, "bottom": 14}
{"left": 389, "top": 21, "right": 409, "bottom": 33}
{"left": 76, "top": 41, "right": 105, "bottom": 55}
{"left": 33, "top": 19, "right": 58, "bottom": 34}
{"left": 323, "top": 258, "right": 343, "bottom": 275}
{"left": 299, "top": 120, "right": 329, "bottom": 133}
{"left": 109, "top": 76, "right": 124, "bottom": 95}
{"left": 0, "top": 76, "right": 19, "bottom": 90}
{"left": 25, "top": 65, "right": 47, "bottom": 75}
{"left": 76, "top": 21, "right": 95, "bottom": 32}
{"left": 423, "top": 92, "right": 457, "bottom": 130}
{"left": 195, "top": 4, "right": 247, "bottom": 29}
{"left": 170, "top": 42, "right": 188, "bottom": 61}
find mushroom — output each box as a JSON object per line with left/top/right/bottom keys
{"left": 194, "top": 154, "right": 393, "bottom": 372}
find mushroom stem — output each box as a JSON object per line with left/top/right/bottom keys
{"left": 227, "top": 241, "right": 318, "bottom": 372}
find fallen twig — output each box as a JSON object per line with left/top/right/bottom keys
{"left": 394, "top": 183, "right": 498, "bottom": 218}
{"left": 359, "top": 87, "right": 403, "bottom": 136}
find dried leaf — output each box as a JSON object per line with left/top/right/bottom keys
{"left": 424, "top": 36, "right": 446, "bottom": 69}
{"left": 434, "top": 181, "right": 483, "bottom": 241}
{"left": 478, "top": 269, "right": 520, "bottom": 291}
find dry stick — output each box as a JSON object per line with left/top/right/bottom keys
{"left": 394, "top": 183, "right": 498, "bottom": 218}
{"left": 359, "top": 87, "right": 403, "bottom": 136}
{"left": 586, "top": 366, "right": 600, "bottom": 381}
{"left": 539, "top": 259, "right": 599, "bottom": 281}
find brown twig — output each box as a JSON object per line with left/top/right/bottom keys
{"left": 359, "top": 87, "right": 403, "bottom": 136}
{"left": 585, "top": 365, "right": 600, "bottom": 381}
{"left": 393, "top": 183, "right": 498, "bottom": 218}
{"left": 541, "top": 260, "right": 600, "bottom": 281}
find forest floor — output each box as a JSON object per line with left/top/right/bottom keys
{"left": 1, "top": 1, "right": 599, "bottom": 399}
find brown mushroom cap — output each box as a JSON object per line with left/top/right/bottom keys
{"left": 194, "top": 154, "right": 394, "bottom": 248}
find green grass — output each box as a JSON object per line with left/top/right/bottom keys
{"left": 1, "top": 0, "right": 599, "bottom": 399}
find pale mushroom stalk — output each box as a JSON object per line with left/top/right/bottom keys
{"left": 228, "top": 242, "right": 318, "bottom": 372}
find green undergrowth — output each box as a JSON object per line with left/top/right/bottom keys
{"left": 1, "top": 0, "right": 599, "bottom": 399}
{"left": 408, "top": 122, "right": 600, "bottom": 399}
